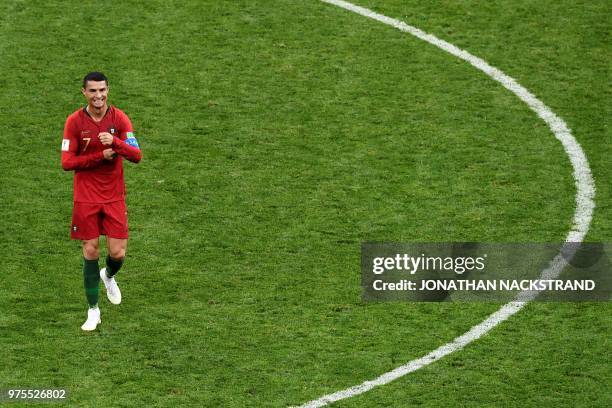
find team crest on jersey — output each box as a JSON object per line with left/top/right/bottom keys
{"left": 109, "top": 127, "right": 116, "bottom": 135}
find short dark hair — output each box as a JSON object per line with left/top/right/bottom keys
{"left": 82, "top": 71, "right": 108, "bottom": 88}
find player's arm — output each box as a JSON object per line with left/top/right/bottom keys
{"left": 61, "top": 117, "right": 107, "bottom": 171}
{"left": 111, "top": 133, "right": 142, "bottom": 163}
{"left": 111, "top": 112, "right": 142, "bottom": 163}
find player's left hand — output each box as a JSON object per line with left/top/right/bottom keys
{"left": 98, "top": 132, "right": 114, "bottom": 146}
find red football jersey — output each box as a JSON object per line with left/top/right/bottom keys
{"left": 61, "top": 105, "right": 142, "bottom": 203}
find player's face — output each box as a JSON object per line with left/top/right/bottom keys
{"left": 82, "top": 81, "right": 108, "bottom": 110}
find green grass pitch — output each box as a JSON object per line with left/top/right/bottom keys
{"left": 0, "top": 0, "right": 610, "bottom": 406}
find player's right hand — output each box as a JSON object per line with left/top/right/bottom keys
{"left": 103, "top": 148, "right": 117, "bottom": 160}
{"left": 98, "top": 132, "right": 114, "bottom": 146}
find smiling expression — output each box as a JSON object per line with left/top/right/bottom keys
{"left": 82, "top": 80, "right": 108, "bottom": 111}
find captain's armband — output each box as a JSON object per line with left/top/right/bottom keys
{"left": 125, "top": 132, "right": 140, "bottom": 149}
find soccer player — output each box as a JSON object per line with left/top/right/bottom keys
{"left": 61, "top": 72, "right": 142, "bottom": 331}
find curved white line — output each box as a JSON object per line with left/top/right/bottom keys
{"left": 296, "top": 1, "right": 596, "bottom": 407}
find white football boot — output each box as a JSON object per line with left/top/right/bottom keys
{"left": 100, "top": 267, "right": 122, "bottom": 305}
{"left": 81, "top": 307, "right": 101, "bottom": 331}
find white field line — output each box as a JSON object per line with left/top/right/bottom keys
{"left": 295, "top": 1, "right": 596, "bottom": 407}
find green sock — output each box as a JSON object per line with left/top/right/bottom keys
{"left": 83, "top": 258, "right": 100, "bottom": 308}
{"left": 105, "top": 255, "right": 124, "bottom": 278}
